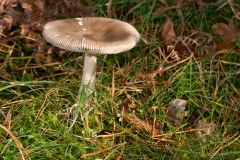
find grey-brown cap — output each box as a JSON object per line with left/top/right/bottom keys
{"left": 42, "top": 17, "right": 140, "bottom": 54}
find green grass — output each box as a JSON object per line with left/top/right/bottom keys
{"left": 1, "top": 0, "right": 240, "bottom": 159}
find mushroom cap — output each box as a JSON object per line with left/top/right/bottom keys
{"left": 42, "top": 17, "right": 140, "bottom": 54}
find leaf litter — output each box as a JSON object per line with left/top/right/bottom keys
{"left": 211, "top": 19, "right": 240, "bottom": 51}
{"left": 0, "top": 0, "right": 94, "bottom": 79}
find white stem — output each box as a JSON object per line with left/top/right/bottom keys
{"left": 78, "top": 53, "right": 97, "bottom": 106}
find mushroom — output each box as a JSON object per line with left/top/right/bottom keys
{"left": 42, "top": 17, "right": 140, "bottom": 106}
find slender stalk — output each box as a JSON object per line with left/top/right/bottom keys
{"left": 69, "top": 53, "right": 97, "bottom": 129}
{"left": 78, "top": 53, "right": 97, "bottom": 106}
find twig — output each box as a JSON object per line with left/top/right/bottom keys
{"left": 0, "top": 124, "right": 31, "bottom": 160}
{"left": 81, "top": 142, "right": 126, "bottom": 158}
{"left": 227, "top": 0, "right": 240, "bottom": 20}
{"left": 209, "top": 132, "right": 240, "bottom": 159}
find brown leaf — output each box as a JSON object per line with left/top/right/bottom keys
{"left": 211, "top": 20, "right": 240, "bottom": 43}
{"left": 0, "top": 0, "right": 20, "bottom": 32}
{"left": 161, "top": 17, "right": 176, "bottom": 46}
{"left": 167, "top": 99, "right": 188, "bottom": 124}
{"left": 117, "top": 104, "right": 160, "bottom": 136}
{"left": 3, "top": 15, "right": 13, "bottom": 30}
{"left": 0, "top": 0, "right": 16, "bottom": 14}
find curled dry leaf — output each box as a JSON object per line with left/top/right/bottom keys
{"left": 117, "top": 104, "right": 161, "bottom": 136}
{"left": 0, "top": 15, "right": 12, "bottom": 32}
{"left": 161, "top": 17, "right": 176, "bottom": 46}
{"left": 0, "top": 0, "right": 16, "bottom": 14}
{"left": 0, "top": 0, "right": 19, "bottom": 33}
{"left": 2, "top": 15, "right": 13, "bottom": 30}
{"left": 211, "top": 20, "right": 240, "bottom": 43}
{"left": 167, "top": 98, "right": 188, "bottom": 124}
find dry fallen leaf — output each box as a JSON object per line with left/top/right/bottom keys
{"left": 167, "top": 98, "right": 188, "bottom": 124}
{"left": 212, "top": 20, "right": 240, "bottom": 43}
{"left": 161, "top": 17, "right": 176, "bottom": 46}
{"left": 117, "top": 104, "right": 161, "bottom": 136}
{"left": 160, "top": 18, "right": 214, "bottom": 60}
{"left": 0, "top": 0, "right": 20, "bottom": 33}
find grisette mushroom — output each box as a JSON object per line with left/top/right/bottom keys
{"left": 42, "top": 17, "right": 140, "bottom": 106}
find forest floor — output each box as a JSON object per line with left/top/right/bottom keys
{"left": 0, "top": 0, "right": 240, "bottom": 159}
